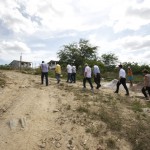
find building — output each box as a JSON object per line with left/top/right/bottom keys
{"left": 48, "top": 60, "right": 59, "bottom": 70}
{"left": 9, "top": 60, "right": 32, "bottom": 69}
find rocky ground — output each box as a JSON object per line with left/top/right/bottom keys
{"left": 0, "top": 70, "right": 150, "bottom": 150}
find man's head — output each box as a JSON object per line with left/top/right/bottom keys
{"left": 42, "top": 61, "right": 44, "bottom": 63}
{"left": 119, "top": 64, "right": 122, "bottom": 68}
{"left": 85, "top": 63, "right": 88, "bottom": 66}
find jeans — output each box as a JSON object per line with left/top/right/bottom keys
{"left": 71, "top": 73, "right": 76, "bottom": 83}
{"left": 94, "top": 73, "right": 101, "bottom": 89}
{"left": 67, "top": 73, "right": 72, "bottom": 82}
{"left": 83, "top": 77, "right": 93, "bottom": 89}
{"left": 56, "top": 73, "right": 60, "bottom": 83}
{"left": 41, "top": 72, "right": 48, "bottom": 86}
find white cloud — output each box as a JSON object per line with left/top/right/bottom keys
{"left": 0, "top": 0, "right": 150, "bottom": 65}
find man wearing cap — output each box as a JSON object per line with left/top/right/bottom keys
{"left": 114, "top": 65, "right": 129, "bottom": 95}
{"left": 41, "top": 61, "right": 49, "bottom": 86}
{"left": 83, "top": 63, "right": 94, "bottom": 92}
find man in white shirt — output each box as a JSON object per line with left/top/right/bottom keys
{"left": 83, "top": 63, "right": 93, "bottom": 92}
{"left": 71, "top": 64, "right": 76, "bottom": 83}
{"left": 114, "top": 65, "right": 129, "bottom": 95}
{"left": 41, "top": 61, "right": 49, "bottom": 86}
{"left": 93, "top": 65, "right": 101, "bottom": 89}
{"left": 66, "top": 64, "right": 72, "bottom": 83}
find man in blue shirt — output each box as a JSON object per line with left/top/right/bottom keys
{"left": 41, "top": 61, "right": 49, "bottom": 86}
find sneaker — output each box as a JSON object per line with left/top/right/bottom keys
{"left": 91, "top": 88, "right": 94, "bottom": 93}
{"left": 82, "top": 87, "right": 86, "bottom": 91}
{"left": 125, "top": 93, "right": 129, "bottom": 96}
{"left": 114, "top": 91, "right": 118, "bottom": 93}
{"left": 145, "top": 97, "right": 150, "bottom": 101}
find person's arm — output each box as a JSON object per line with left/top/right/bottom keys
{"left": 84, "top": 67, "right": 87, "bottom": 78}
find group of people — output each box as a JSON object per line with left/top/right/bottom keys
{"left": 40, "top": 61, "right": 150, "bottom": 101}
{"left": 114, "top": 64, "right": 150, "bottom": 101}
{"left": 66, "top": 64, "right": 76, "bottom": 83}
{"left": 82, "top": 63, "right": 101, "bottom": 93}
{"left": 40, "top": 61, "right": 62, "bottom": 85}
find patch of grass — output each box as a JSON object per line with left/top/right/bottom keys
{"left": 66, "top": 105, "right": 71, "bottom": 110}
{"left": 131, "top": 101, "right": 143, "bottom": 112}
{"left": 0, "top": 72, "right": 6, "bottom": 86}
{"left": 76, "top": 106, "right": 89, "bottom": 113}
{"left": 106, "top": 138, "right": 117, "bottom": 149}
{"left": 0, "top": 78, "right": 6, "bottom": 86}
{"left": 98, "top": 107, "right": 122, "bottom": 131}
{"left": 125, "top": 119, "right": 150, "bottom": 150}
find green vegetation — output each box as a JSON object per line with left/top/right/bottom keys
{"left": 62, "top": 84, "right": 150, "bottom": 150}
{"left": 0, "top": 72, "right": 6, "bottom": 86}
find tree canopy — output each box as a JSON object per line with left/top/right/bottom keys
{"left": 101, "top": 53, "right": 118, "bottom": 66}
{"left": 57, "top": 39, "right": 98, "bottom": 68}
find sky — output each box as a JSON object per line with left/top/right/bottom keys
{"left": 0, "top": 0, "right": 150, "bottom": 67}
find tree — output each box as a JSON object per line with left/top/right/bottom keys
{"left": 57, "top": 39, "right": 98, "bottom": 69}
{"left": 101, "top": 53, "right": 118, "bottom": 66}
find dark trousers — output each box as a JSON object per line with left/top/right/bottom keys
{"left": 56, "top": 73, "right": 60, "bottom": 83}
{"left": 115, "top": 78, "right": 129, "bottom": 94}
{"left": 94, "top": 73, "right": 101, "bottom": 89}
{"left": 67, "top": 73, "right": 72, "bottom": 82}
{"left": 71, "top": 73, "right": 76, "bottom": 83}
{"left": 141, "top": 86, "right": 150, "bottom": 98}
{"left": 41, "top": 72, "right": 48, "bottom": 86}
{"left": 83, "top": 77, "right": 93, "bottom": 89}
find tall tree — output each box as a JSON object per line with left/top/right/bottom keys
{"left": 57, "top": 39, "right": 98, "bottom": 68}
{"left": 101, "top": 53, "right": 118, "bottom": 66}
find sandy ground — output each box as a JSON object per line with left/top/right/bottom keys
{"left": 0, "top": 70, "right": 145, "bottom": 150}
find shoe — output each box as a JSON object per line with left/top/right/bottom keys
{"left": 145, "top": 97, "right": 150, "bottom": 101}
{"left": 125, "top": 93, "right": 129, "bottom": 96}
{"left": 82, "top": 87, "right": 86, "bottom": 91}
{"left": 96, "top": 85, "right": 101, "bottom": 89}
{"left": 114, "top": 91, "right": 118, "bottom": 93}
{"left": 91, "top": 88, "right": 94, "bottom": 93}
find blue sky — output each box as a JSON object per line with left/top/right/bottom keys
{"left": 0, "top": 0, "right": 150, "bottom": 67}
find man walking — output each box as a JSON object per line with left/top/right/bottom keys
{"left": 55, "top": 63, "right": 61, "bottom": 84}
{"left": 83, "top": 63, "right": 94, "bottom": 92}
{"left": 114, "top": 65, "right": 129, "bottom": 95}
{"left": 66, "top": 64, "right": 72, "bottom": 83}
{"left": 93, "top": 65, "right": 101, "bottom": 89}
{"left": 41, "top": 61, "right": 49, "bottom": 86}
{"left": 141, "top": 69, "right": 150, "bottom": 100}
{"left": 127, "top": 66, "right": 133, "bottom": 87}
{"left": 71, "top": 64, "right": 76, "bottom": 83}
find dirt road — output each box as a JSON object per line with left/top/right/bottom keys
{"left": 0, "top": 70, "right": 102, "bottom": 150}
{"left": 1, "top": 70, "right": 148, "bottom": 150}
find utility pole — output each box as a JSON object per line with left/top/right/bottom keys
{"left": 20, "top": 53, "right": 22, "bottom": 71}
